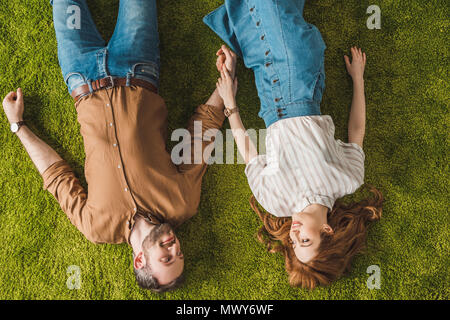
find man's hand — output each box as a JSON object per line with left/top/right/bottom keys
{"left": 344, "top": 46, "right": 366, "bottom": 82}
{"left": 216, "top": 66, "right": 238, "bottom": 108}
{"left": 216, "top": 44, "right": 237, "bottom": 80}
{"left": 3, "top": 88, "right": 24, "bottom": 123}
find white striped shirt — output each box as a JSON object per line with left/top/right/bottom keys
{"left": 245, "top": 115, "right": 365, "bottom": 217}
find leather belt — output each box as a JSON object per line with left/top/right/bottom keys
{"left": 71, "top": 76, "right": 158, "bottom": 102}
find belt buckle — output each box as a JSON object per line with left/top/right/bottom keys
{"left": 105, "top": 76, "right": 115, "bottom": 89}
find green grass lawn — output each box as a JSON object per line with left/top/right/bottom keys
{"left": 0, "top": 0, "right": 448, "bottom": 300}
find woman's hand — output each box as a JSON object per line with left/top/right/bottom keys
{"left": 216, "top": 66, "right": 238, "bottom": 108}
{"left": 344, "top": 46, "right": 366, "bottom": 82}
{"left": 216, "top": 44, "right": 237, "bottom": 80}
{"left": 2, "top": 88, "right": 24, "bottom": 124}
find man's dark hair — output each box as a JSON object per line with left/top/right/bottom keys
{"left": 133, "top": 257, "right": 184, "bottom": 293}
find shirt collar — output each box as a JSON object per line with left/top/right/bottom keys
{"left": 294, "top": 195, "right": 335, "bottom": 214}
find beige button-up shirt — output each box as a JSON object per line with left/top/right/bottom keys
{"left": 42, "top": 86, "right": 225, "bottom": 244}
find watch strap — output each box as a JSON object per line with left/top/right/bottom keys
{"left": 11, "top": 120, "right": 25, "bottom": 133}
{"left": 224, "top": 107, "right": 239, "bottom": 118}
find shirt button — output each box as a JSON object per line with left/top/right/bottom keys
{"left": 109, "top": 123, "right": 113, "bottom": 127}
{"left": 273, "top": 79, "right": 279, "bottom": 84}
{"left": 113, "top": 143, "right": 117, "bottom": 147}
{"left": 250, "top": 7, "right": 255, "bottom": 12}
{"left": 265, "top": 50, "right": 270, "bottom": 56}
{"left": 256, "top": 21, "right": 261, "bottom": 26}
{"left": 106, "top": 103, "right": 110, "bottom": 107}
{"left": 134, "top": 207, "right": 137, "bottom": 212}
{"left": 275, "top": 98, "right": 281, "bottom": 102}
{"left": 118, "top": 165, "right": 121, "bottom": 169}
{"left": 124, "top": 188, "right": 128, "bottom": 192}
{"left": 260, "top": 35, "right": 265, "bottom": 40}
{"left": 265, "top": 62, "right": 271, "bottom": 67}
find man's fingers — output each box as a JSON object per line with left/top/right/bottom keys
{"left": 222, "top": 45, "right": 233, "bottom": 62}
{"left": 3, "top": 91, "right": 17, "bottom": 104}
{"left": 216, "top": 55, "right": 225, "bottom": 72}
{"left": 16, "top": 88, "right": 23, "bottom": 103}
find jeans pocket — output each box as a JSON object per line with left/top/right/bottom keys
{"left": 131, "top": 62, "right": 159, "bottom": 80}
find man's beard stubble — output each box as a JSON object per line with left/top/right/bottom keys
{"left": 144, "top": 223, "right": 173, "bottom": 247}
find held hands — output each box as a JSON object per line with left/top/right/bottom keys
{"left": 344, "top": 46, "right": 366, "bottom": 82}
{"left": 2, "top": 88, "right": 24, "bottom": 124}
{"left": 216, "top": 66, "right": 238, "bottom": 109}
{"left": 216, "top": 44, "right": 237, "bottom": 80}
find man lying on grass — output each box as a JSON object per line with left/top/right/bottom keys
{"left": 1, "top": 0, "right": 231, "bottom": 293}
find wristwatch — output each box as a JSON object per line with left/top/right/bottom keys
{"left": 10, "top": 120, "right": 25, "bottom": 133}
{"left": 224, "top": 106, "right": 239, "bottom": 118}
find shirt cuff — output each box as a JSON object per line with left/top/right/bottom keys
{"left": 41, "top": 160, "right": 73, "bottom": 190}
{"left": 337, "top": 139, "right": 365, "bottom": 160}
{"left": 199, "top": 103, "right": 226, "bottom": 128}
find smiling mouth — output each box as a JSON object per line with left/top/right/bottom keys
{"left": 161, "top": 236, "right": 175, "bottom": 245}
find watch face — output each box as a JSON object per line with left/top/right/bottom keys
{"left": 11, "top": 123, "right": 19, "bottom": 133}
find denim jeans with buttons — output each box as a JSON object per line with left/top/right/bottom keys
{"left": 204, "top": 0, "right": 327, "bottom": 127}
{"left": 50, "top": 0, "right": 160, "bottom": 95}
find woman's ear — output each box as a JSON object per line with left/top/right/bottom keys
{"left": 322, "top": 224, "right": 334, "bottom": 235}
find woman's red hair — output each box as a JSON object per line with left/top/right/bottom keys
{"left": 251, "top": 184, "right": 384, "bottom": 289}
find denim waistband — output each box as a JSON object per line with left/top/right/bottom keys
{"left": 262, "top": 100, "right": 322, "bottom": 127}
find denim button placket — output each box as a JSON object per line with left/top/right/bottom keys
{"left": 247, "top": 1, "right": 285, "bottom": 123}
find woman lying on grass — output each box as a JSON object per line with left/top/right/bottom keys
{"left": 205, "top": 0, "right": 384, "bottom": 289}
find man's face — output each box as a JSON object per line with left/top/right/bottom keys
{"left": 142, "top": 223, "right": 184, "bottom": 285}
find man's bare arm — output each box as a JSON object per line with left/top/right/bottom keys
{"left": 3, "top": 88, "right": 62, "bottom": 174}
{"left": 344, "top": 47, "right": 367, "bottom": 148}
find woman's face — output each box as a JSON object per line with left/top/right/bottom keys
{"left": 289, "top": 212, "right": 323, "bottom": 263}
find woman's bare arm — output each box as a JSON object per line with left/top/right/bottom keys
{"left": 344, "top": 47, "right": 367, "bottom": 147}
{"left": 216, "top": 66, "right": 258, "bottom": 164}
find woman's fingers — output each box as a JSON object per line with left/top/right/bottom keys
{"left": 344, "top": 55, "right": 351, "bottom": 67}
{"left": 222, "top": 66, "right": 230, "bottom": 79}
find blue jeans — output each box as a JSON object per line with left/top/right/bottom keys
{"left": 204, "top": 0, "right": 326, "bottom": 127}
{"left": 51, "top": 0, "right": 160, "bottom": 95}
